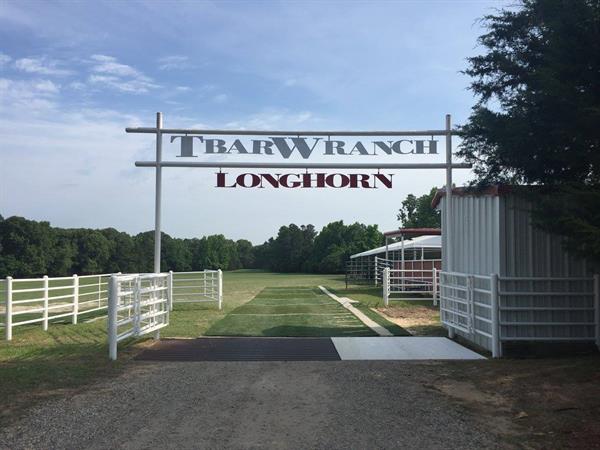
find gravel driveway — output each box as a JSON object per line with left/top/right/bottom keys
{"left": 0, "top": 361, "right": 505, "bottom": 449}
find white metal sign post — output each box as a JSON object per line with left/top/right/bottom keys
{"left": 127, "top": 113, "right": 466, "bottom": 274}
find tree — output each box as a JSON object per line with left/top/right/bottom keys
{"left": 459, "top": 0, "right": 600, "bottom": 261}
{"left": 397, "top": 188, "right": 441, "bottom": 228}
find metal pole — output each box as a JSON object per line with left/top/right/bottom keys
{"left": 72, "top": 274, "right": 79, "bottom": 324}
{"left": 154, "top": 112, "right": 163, "bottom": 274}
{"left": 445, "top": 114, "right": 453, "bottom": 272}
{"left": 218, "top": 269, "right": 223, "bottom": 310}
{"left": 108, "top": 275, "right": 118, "bottom": 360}
{"left": 432, "top": 267, "right": 438, "bottom": 306}
{"left": 383, "top": 267, "right": 390, "bottom": 306}
{"left": 5, "top": 277, "right": 12, "bottom": 341}
{"left": 594, "top": 274, "right": 599, "bottom": 350}
{"left": 385, "top": 236, "right": 389, "bottom": 260}
{"left": 491, "top": 273, "right": 501, "bottom": 358}
{"left": 401, "top": 234, "right": 405, "bottom": 291}
{"left": 168, "top": 270, "right": 174, "bottom": 312}
{"left": 43, "top": 275, "right": 49, "bottom": 331}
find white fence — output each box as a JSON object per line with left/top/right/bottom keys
{"left": 108, "top": 273, "right": 170, "bottom": 360}
{"left": 170, "top": 270, "right": 222, "bottom": 310}
{"left": 382, "top": 267, "right": 439, "bottom": 305}
{"left": 2, "top": 273, "right": 111, "bottom": 340}
{"left": 2, "top": 270, "right": 223, "bottom": 341}
{"left": 439, "top": 271, "right": 600, "bottom": 357}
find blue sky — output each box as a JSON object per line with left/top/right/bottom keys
{"left": 0, "top": 0, "right": 507, "bottom": 243}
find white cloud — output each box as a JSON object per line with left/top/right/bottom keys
{"left": 88, "top": 74, "right": 157, "bottom": 93}
{"left": 0, "top": 53, "right": 11, "bottom": 67}
{"left": 14, "top": 57, "right": 72, "bottom": 76}
{"left": 158, "top": 55, "right": 190, "bottom": 71}
{"left": 0, "top": 78, "right": 60, "bottom": 112}
{"left": 87, "top": 54, "right": 158, "bottom": 93}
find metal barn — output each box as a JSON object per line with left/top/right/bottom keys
{"left": 433, "top": 186, "right": 600, "bottom": 356}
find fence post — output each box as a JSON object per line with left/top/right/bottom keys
{"left": 72, "top": 274, "right": 79, "bottom": 324}
{"left": 490, "top": 273, "right": 501, "bottom": 358}
{"left": 43, "top": 275, "right": 49, "bottom": 331}
{"left": 594, "top": 274, "right": 599, "bottom": 350}
{"left": 168, "top": 270, "right": 174, "bottom": 312}
{"left": 374, "top": 258, "right": 378, "bottom": 286}
{"left": 5, "top": 277, "right": 12, "bottom": 341}
{"left": 383, "top": 267, "right": 390, "bottom": 307}
{"left": 218, "top": 269, "right": 223, "bottom": 310}
{"left": 432, "top": 267, "right": 438, "bottom": 306}
{"left": 108, "top": 275, "right": 118, "bottom": 360}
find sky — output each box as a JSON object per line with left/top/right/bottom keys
{"left": 0, "top": 0, "right": 508, "bottom": 244}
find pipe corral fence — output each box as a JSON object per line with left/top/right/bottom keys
{"left": 1, "top": 270, "right": 223, "bottom": 342}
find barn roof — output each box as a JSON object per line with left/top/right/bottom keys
{"left": 350, "top": 234, "right": 441, "bottom": 259}
{"left": 431, "top": 185, "right": 513, "bottom": 209}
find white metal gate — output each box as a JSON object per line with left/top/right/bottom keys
{"left": 108, "top": 273, "right": 170, "bottom": 360}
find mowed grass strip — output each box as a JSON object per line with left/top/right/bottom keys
{"left": 205, "top": 287, "right": 376, "bottom": 337}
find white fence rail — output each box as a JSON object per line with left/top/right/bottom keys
{"left": 2, "top": 273, "right": 111, "bottom": 340}
{"left": 2, "top": 270, "right": 224, "bottom": 341}
{"left": 108, "top": 273, "right": 170, "bottom": 360}
{"left": 382, "top": 267, "right": 439, "bottom": 305}
{"left": 439, "top": 271, "right": 600, "bottom": 358}
{"left": 170, "top": 270, "right": 222, "bottom": 310}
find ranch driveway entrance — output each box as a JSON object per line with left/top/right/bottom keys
{"left": 1, "top": 360, "right": 501, "bottom": 449}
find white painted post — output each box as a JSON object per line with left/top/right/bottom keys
{"left": 401, "top": 234, "right": 405, "bottom": 291}
{"left": 72, "top": 274, "right": 79, "bottom": 324}
{"left": 432, "top": 267, "right": 438, "bottom": 306}
{"left": 154, "top": 112, "right": 163, "bottom": 274}
{"left": 594, "top": 274, "right": 599, "bottom": 350}
{"left": 490, "top": 273, "right": 501, "bottom": 358}
{"left": 108, "top": 275, "right": 118, "bottom": 360}
{"left": 383, "top": 267, "right": 390, "bottom": 306}
{"left": 168, "top": 270, "right": 174, "bottom": 312}
{"left": 445, "top": 114, "right": 453, "bottom": 272}
{"left": 218, "top": 269, "right": 223, "bottom": 310}
{"left": 374, "top": 257, "right": 378, "bottom": 286}
{"left": 5, "top": 277, "right": 12, "bottom": 341}
{"left": 43, "top": 275, "right": 49, "bottom": 331}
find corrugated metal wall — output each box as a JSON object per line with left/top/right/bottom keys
{"left": 441, "top": 194, "right": 501, "bottom": 276}
{"left": 499, "top": 195, "right": 596, "bottom": 341}
{"left": 440, "top": 192, "right": 597, "bottom": 350}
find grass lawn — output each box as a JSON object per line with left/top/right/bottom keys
{"left": 205, "top": 286, "right": 377, "bottom": 336}
{"left": 0, "top": 270, "right": 436, "bottom": 424}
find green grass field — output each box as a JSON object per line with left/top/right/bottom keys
{"left": 0, "top": 270, "right": 437, "bottom": 424}
{"left": 206, "top": 286, "right": 377, "bottom": 336}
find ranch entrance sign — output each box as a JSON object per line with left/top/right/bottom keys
{"left": 126, "top": 113, "right": 470, "bottom": 273}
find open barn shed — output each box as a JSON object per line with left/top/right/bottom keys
{"left": 433, "top": 186, "right": 600, "bottom": 357}
{"left": 347, "top": 230, "right": 441, "bottom": 286}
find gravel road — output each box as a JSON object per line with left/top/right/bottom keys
{"left": 0, "top": 361, "right": 505, "bottom": 449}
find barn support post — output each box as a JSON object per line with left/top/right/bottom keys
{"left": 490, "top": 273, "right": 502, "bottom": 358}
{"left": 5, "top": 277, "right": 12, "bottom": 341}
{"left": 594, "top": 274, "right": 600, "bottom": 349}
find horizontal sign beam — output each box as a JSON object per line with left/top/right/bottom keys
{"left": 135, "top": 161, "right": 472, "bottom": 170}
{"left": 126, "top": 127, "right": 453, "bottom": 137}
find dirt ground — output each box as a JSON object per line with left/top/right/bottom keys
{"left": 375, "top": 306, "right": 446, "bottom": 336}
{"left": 437, "top": 355, "right": 600, "bottom": 449}
{"left": 1, "top": 352, "right": 599, "bottom": 449}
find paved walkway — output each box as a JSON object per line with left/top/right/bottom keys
{"left": 0, "top": 361, "right": 502, "bottom": 449}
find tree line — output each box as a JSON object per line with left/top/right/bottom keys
{"left": 0, "top": 215, "right": 383, "bottom": 278}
